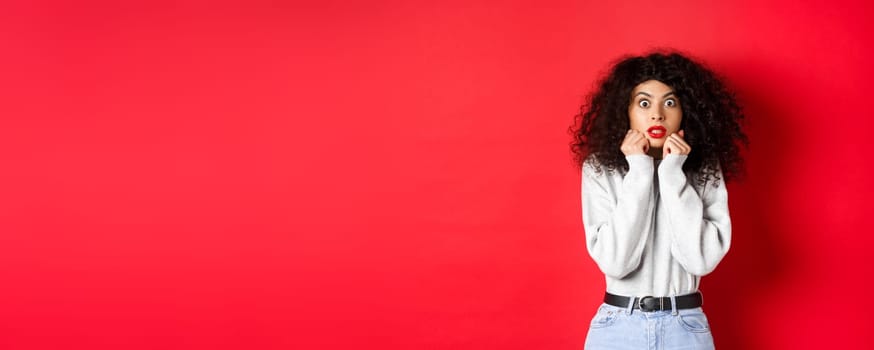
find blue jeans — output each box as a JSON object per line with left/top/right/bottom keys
{"left": 584, "top": 299, "right": 715, "bottom": 350}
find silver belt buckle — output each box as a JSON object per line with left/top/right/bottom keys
{"left": 637, "top": 296, "right": 662, "bottom": 312}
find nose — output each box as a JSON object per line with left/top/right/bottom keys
{"left": 650, "top": 110, "right": 665, "bottom": 121}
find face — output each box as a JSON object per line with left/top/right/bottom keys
{"left": 628, "top": 80, "right": 683, "bottom": 149}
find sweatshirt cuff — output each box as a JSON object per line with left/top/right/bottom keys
{"left": 658, "top": 154, "right": 688, "bottom": 191}
{"left": 659, "top": 154, "right": 688, "bottom": 171}
{"left": 626, "top": 154, "right": 654, "bottom": 172}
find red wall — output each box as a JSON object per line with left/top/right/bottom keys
{"left": 2, "top": 0, "right": 872, "bottom": 349}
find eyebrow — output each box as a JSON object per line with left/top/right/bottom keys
{"left": 635, "top": 91, "right": 676, "bottom": 98}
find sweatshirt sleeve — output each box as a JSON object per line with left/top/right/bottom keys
{"left": 657, "top": 154, "right": 731, "bottom": 276}
{"left": 582, "top": 155, "right": 655, "bottom": 279}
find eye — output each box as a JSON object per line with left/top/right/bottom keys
{"left": 664, "top": 99, "right": 677, "bottom": 107}
{"left": 638, "top": 100, "right": 650, "bottom": 108}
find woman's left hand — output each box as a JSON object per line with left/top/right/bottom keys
{"left": 663, "top": 130, "right": 691, "bottom": 158}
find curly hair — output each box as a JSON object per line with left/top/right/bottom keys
{"left": 569, "top": 50, "right": 748, "bottom": 186}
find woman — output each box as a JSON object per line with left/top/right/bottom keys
{"left": 569, "top": 51, "right": 748, "bottom": 349}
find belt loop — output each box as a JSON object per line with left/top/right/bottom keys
{"left": 625, "top": 296, "right": 635, "bottom": 315}
{"left": 670, "top": 295, "right": 678, "bottom": 316}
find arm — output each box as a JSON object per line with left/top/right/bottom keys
{"left": 582, "top": 155, "right": 655, "bottom": 279}
{"left": 657, "top": 154, "right": 731, "bottom": 276}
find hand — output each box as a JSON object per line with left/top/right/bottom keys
{"left": 620, "top": 129, "right": 650, "bottom": 156}
{"left": 663, "top": 130, "right": 691, "bottom": 158}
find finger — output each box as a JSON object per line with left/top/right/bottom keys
{"left": 630, "top": 132, "right": 645, "bottom": 145}
{"left": 633, "top": 133, "right": 650, "bottom": 152}
{"left": 669, "top": 134, "right": 689, "bottom": 152}
{"left": 636, "top": 132, "right": 648, "bottom": 141}
{"left": 671, "top": 133, "right": 690, "bottom": 146}
{"left": 664, "top": 138, "right": 676, "bottom": 155}
{"left": 678, "top": 130, "right": 685, "bottom": 138}
{"left": 638, "top": 135, "right": 649, "bottom": 145}
{"left": 667, "top": 134, "right": 678, "bottom": 149}
{"left": 678, "top": 139, "right": 690, "bottom": 154}
{"left": 633, "top": 137, "right": 647, "bottom": 152}
{"left": 671, "top": 136, "right": 692, "bottom": 154}
{"left": 621, "top": 134, "right": 635, "bottom": 148}
{"left": 622, "top": 130, "right": 648, "bottom": 155}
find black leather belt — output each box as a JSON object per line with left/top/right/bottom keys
{"left": 604, "top": 291, "right": 703, "bottom": 312}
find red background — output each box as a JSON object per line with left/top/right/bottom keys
{"left": 2, "top": 0, "right": 872, "bottom": 349}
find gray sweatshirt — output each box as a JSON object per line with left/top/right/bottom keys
{"left": 581, "top": 154, "right": 731, "bottom": 297}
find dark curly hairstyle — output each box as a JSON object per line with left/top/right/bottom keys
{"left": 569, "top": 50, "right": 748, "bottom": 185}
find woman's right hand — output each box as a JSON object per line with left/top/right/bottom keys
{"left": 620, "top": 129, "right": 650, "bottom": 156}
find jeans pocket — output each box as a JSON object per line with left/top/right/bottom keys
{"left": 589, "top": 304, "right": 620, "bottom": 329}
{"left": 676, "top": 308, "right": 711, "bottom": 333}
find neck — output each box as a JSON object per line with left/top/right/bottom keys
{"left": 648, "top": 147, "right": 663, "bottom": 160}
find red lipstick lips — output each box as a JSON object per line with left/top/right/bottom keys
{"left": 647, "top": 126, "right": 667, "bottom": 138}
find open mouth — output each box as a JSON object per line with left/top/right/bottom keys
{"left": 647, "top": 126, "right": 667, "bottom": 138}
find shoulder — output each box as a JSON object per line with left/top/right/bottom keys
{"left": 582, "top": 154, "right": 597, "bottom": 171}
{"left": 689, "top": 163, "right": 727, "bottom": 194}
{"left": 582, "top": 154, "right": 615, "bottom": 178}
{"left": 583, "top": 154, "right": 633, "bottom": 185}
